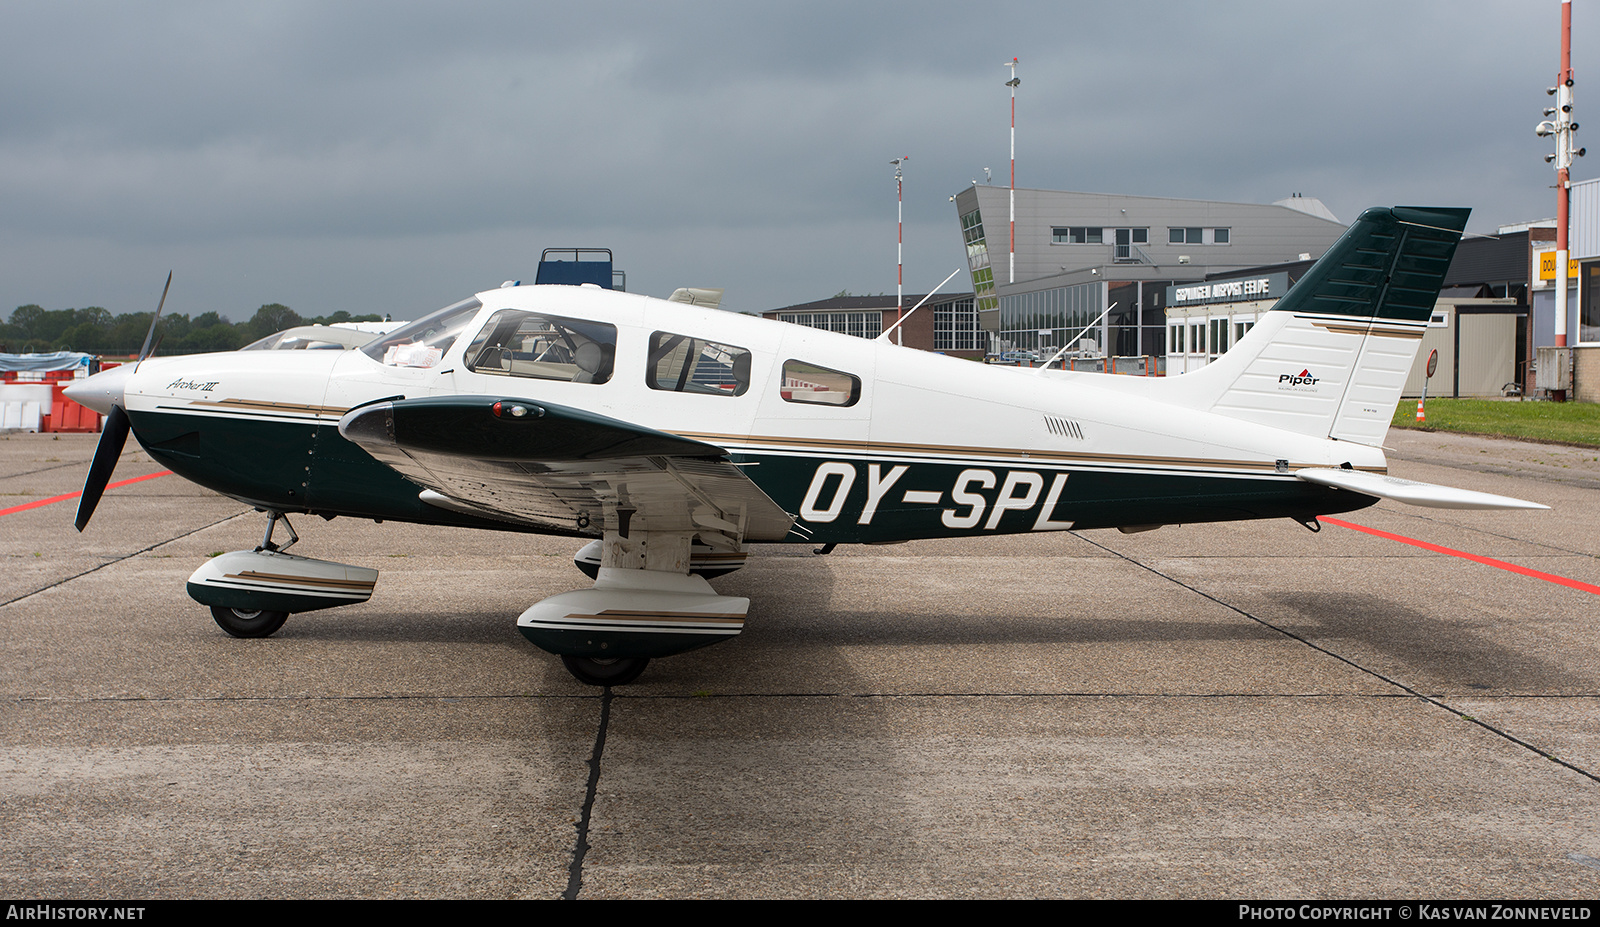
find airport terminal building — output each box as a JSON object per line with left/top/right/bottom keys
{"left": 951, "top": 186, "right": 1349, "bottom": 361}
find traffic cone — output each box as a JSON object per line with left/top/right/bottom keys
{"left": 1415, "top": 399, "right": 1426, "bottom": 423}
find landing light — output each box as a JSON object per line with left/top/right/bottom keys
{"left": 491, "top": 401, "right": 543, "bottom": 419}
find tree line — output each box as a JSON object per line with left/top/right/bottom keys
{"left": 1, "top": 303, "right": 385, "bottom": 356}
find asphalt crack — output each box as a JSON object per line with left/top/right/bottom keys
{"left": 0, "top": 508, "right": 250, "bottom": 611}
{"left": 564, "top": 686, "right": 613, "bottom": 900}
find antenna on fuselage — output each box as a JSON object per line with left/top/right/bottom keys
{"left": 876, "top": 267, "right": 963, "bottom": 343}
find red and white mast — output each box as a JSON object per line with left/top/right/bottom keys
{"left": 891, "top": 156, "right": 909, "bottom": 345}
{"left": 1005, "top": 58, "right": 1020, "bottom": 284}
{"left": 1555, "top": 0, "right": 1576, "bottom": 350}
{"left": 1537, "top": 0, "right": 1584, "bottom": 396}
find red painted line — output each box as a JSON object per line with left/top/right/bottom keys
{"left": 1321, "top": 516, "right": 1600, "bottom": 596}
{"left": 0, "top": 470, "right": 172, "bottom": 518}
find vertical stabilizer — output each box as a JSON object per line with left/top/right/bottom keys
{"left": 1167, "top": 206, "right": 1468, "bottom": 446}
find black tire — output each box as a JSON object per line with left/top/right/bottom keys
{"left": 561, "top": 655, "right": 649, "bottom": 686}
{"left": 210, "top": 605, "right": 289, "bottom": 639}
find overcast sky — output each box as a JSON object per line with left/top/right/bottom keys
{"left": 1, "top": 1, "right": 1593, "bottom": 322}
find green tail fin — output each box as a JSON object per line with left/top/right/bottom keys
{"left": 1274, "top": 206, "right": 1469, "bottom": 323}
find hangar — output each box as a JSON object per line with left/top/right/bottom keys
{"left": 762, "top": 292, "right": 985, "bottom": 361}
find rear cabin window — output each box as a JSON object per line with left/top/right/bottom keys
{"left": 463, "top": 310, "right": 617, "bottom": 384}
{"left": 646, "top": 332, "right": 751, "bottom": 396}
{"left": 781, "top": 360, "right": 860, "bottom": 406}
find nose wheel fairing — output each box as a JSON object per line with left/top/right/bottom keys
{"left": 186, "top": 549, "right": 379, "bottom": 615}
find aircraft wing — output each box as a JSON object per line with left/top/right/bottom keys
{"left": 338, "top": 396, "right": 796, "bottom": 544}
{"left": 1295, "top": 468, "right": 1548, "bottom": 510}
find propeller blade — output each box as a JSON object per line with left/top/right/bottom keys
{"left": 74, "top": 405, "right": 130, "bottom": 532}
{"left": 134, "top": 271, "right": 172, "bottom": 372}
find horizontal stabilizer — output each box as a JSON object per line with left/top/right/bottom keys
{"left": 1295, "top": 468, "right": 1547, "bottom": 510}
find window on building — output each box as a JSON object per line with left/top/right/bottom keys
{"left": 1052, "top": 226, "right": 1103, "bottom": 244}
{"left": 962, "top": 209, "right": 997, "bottom": 316}
{"left": 933, "top": 297, "right": 981, "bottom": 351}
{"left": 1210, "top": 318, "right": 1231, "bottom": 355}
{"left": 1112, "top": 228, "right": 1150, "bottom": 262}
{"left": 1169, "top": 227, "right": 1226, "bottom": 245}
{"left": 776, "top": 311, "right": 883, "bottom": 339}
{"left": 1584, "top": 262, "right": 1600, "bottom": 343}
{"left": 963, "top": 212, "right": 990, "bottom": 264}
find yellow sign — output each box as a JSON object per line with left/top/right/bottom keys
{"left": 1538, "top": 251, "right": 1580, "bottom": 280}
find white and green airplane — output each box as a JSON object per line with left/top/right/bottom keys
{"left": 66, "top": 206, "right": 1544, "bottom": 686}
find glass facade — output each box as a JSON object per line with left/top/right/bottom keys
{"left": 996, "top": 282, "right": 1103, "bottom": 356}
{"left": 961, "top": 209, "right": 998, "bottom": 318}
{"left": 997, "top": 281, "right": 1171, "bottom": 358}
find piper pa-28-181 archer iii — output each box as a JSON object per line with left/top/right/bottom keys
{"left": 65, "top": 206, "right": 1546, "bottom": 686}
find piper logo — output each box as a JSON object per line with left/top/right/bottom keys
{"left": 1278, "top": 369, "right": 1319, "bottom": 387}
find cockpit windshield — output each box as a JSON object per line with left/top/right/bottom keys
{"left": 360, "top": 297, "right": 483, "bottom": 367}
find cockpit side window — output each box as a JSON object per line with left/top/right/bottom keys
{"left": 646, "top": 332, "right": 750, "bottom": 397}
{"left": 780, "top": 360, "right": 860, "bottom": 406}
{"left": 463, "top": 310, "right": 617, "bottom": 384}
{"left": 360, "top": 297, "right": 483, "bottom": 368}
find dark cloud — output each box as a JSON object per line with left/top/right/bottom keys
{"left": 0, "top": 1, "right": 1590, "bottom": 319}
